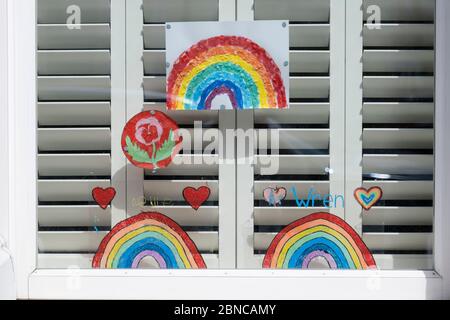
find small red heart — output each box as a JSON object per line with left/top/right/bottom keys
{"left": 92, "top": 187, "right": 116, "bottom": 210}
{"left": 183, "top": 186, "right": 211, "bottom": 211}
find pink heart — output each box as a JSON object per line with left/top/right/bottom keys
{"left": 263, "top": 187, "right": 287, "bottom": 206}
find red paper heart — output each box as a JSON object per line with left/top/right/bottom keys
{"left": 92, "top": 187, "right": 116, "bottom": 210}
{"left": 183, "top": 186, "right": 211, "bottom": 211}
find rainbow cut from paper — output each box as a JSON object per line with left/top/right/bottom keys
{"left": 167, "top": 35, "right": 288, "bottom": 110}
{"left": 92, "top": 212, "right": 206, "bottom": 269}
{"left": 262, "top": 212, "right": 377, "bottom": 269}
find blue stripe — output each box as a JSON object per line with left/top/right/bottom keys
{"left": 116, "top": 237, "right": 180, "bottom": 269}
{"left": 287, "top": 237, "right": 350, "bottom": 269}
{"left": 197, "top": 80, "right": 243, "bottom": 110}
{"left": 185, "top": 63, "right": 258, "bottom": 110}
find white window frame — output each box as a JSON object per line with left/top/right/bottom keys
{"left": 2, "top": 0, "right": 450, "bottom": 299}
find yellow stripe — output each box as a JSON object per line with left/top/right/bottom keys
{"left": 176, "top": 54, "right": 270, "bottom": 110}
{"left": 276, "top": 225, "right": 362, "bottom": 269}
{"left": 106, "top": 225, "right": 192, "bottom": 268}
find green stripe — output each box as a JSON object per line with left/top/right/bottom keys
{"left": 185, "top": 62, "right": 259, "bottom": 109}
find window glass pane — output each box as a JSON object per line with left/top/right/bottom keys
{"left": 36, "top": 0, "right": 435, "bottom": 271}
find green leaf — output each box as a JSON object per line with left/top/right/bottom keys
{"left": 153, "top": 130, "right": 177, "bottom": 163}
{"left": 125, "top": 136, "right": 152, "bottom": 163}
{"left": 125, "top": 132, "right": 178, "bottom": 166}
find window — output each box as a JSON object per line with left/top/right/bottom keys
{"left": 36, "top": 0, "right": 436, "bottom": 270}
{"left": 5, "top": 0, "right": 450, "bottom": 299}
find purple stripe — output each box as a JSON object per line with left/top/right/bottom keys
{"left": 205, "top": 86, "right": 239, "bottom": 110}
{"left": 131, "top": 250, "right": 167, "bottom": 269}
{"left": 301, "top": 250, "right": 337, "bottom": 269}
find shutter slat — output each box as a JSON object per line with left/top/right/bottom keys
{"left": 256, "top": 155, "right": 329, "bottom": 175}
{"left": 255, "top": 103, "right": 329, "bottom": 124}
{"left": 363, "top": 128, "right": 433, "bottom": 149}
{"left": 38, "top": 24, "right": 111, "bottom": 50}
{"left": 141, "top": 206, "right": 219, "bottom": 226}
{"left": 363, "top": 154, "right": 433, "bottom": 175}
{"left": 143, "top": 0, "right": 218, "bottom": 23}
{"left": 38, "top": 179, "right": 110, "bottom": 202}
{"left": 363, "top": 0, "right": 434, "bottom": 22}
{"left": 363, "top": 181, "right": 432, "bottom": 200}
{"left": 364, "top": 50, "right": 434, "bottom": 73}
{"left": 38, "top": 128, "right": 111, "bottom": 151}
{"left": 261, "top": 129, "right": 329, "bottom": 150}
{"left": 363, "top": 207, "right": 433, "bottom": 226}
{"left": 143, "top": 23, "right": 332, "bottom": 50}
{"left": 37, "top": 0, "right": 110, "bottom": 24}
{"left": 38, "top": 231, "right": 218, "bottom": 253}
{"left": 363, "top": 102, "right": 434, "bottom": 124}
{"left": 179, "top": 128, "right": 219, "bottom": 151}
{"left": 144, "top": 155, "right": 219, "bottom": 176}
{"left": 144, "top": 103, "right": 219, "bottom": 125}
{"left": 143, "top": 75, "right": 166, "bottom": 101}
{"left": 290, "top": 76, "right": 330, "bottom": 100}
{"left": 362, "top": 233, "right": 432, "bottom": 251}
{"left": 255, "top": 0, "right": 330, "bottom": 22}
{"left": 38, "top": 231, "right": 111, "bottom": 252}
{"left": 38, "top": 50, "right": 110, "bottom": 75}
{"left": 290, "top": 24, "right": 330, "bottom": 49}
{"left": 255, "top": 208, "right": 331, "bottom": 226}
{"left": 254, "top": 232, "right": 432, "bottom": 252}
{"left": 38, "top": 76, "right": 111, "bottom": 101}
{"left": 143, "top": 50, "right": 166, "bottom": 75}
{"left": 38, "top": 102, "right": 111, "bottom": 126}
{"left": 363, "top": 76, "right": 434, "bottom": 99}
{"left": 38, "top": 154, "right": 111, "bottom": 177}
{"left": 144, "top": 180, "right": 219, "bottom": 201}
{"left": 290, "top": 50, "right": 330, "bottom": 74}
{"left": 38, "top": 253, "right": 220, "bottom": 268}
{"left": 39, "top": 205, "right": 111, "bottom": 227}
{"left": 143, "top": 24, "right": 166, "bottom": 49}
{"left": 363, "top": 24, "right": 434, "bottom": 48}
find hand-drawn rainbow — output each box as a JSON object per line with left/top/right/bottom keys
{"left": 92, "top": 212, "right": 206, "bottom": 269}
{"left": 262, "top": 212, "right": 377, "bottom": 269}
{"left": 167, "top": 35, "right": 288, "bottom": 110}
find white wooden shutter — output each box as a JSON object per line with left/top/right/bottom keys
{"left": 359, "top": 0, "right": 435, "bottom": 269}
{"left": 37, "top": 0, "right": 127, "bottom": 268}
{"left": 125, "top": 0, "right": 236, "bottom": 269}
{"left": 236, "top": 0, "right": 343, "bottom": 268}
{"left": 237, "top": 0, "right": 435, "bottom": 270}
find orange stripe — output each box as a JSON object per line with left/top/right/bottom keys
{"left": 270, "top": 219, "right": 368, "bottom": 268}
{"left": 170, "top": 46, "right": 276, "bottom": 108}
{"left": 100, "top": 218, "right": 196, "bottom": 268}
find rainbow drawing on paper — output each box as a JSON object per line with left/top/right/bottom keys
{"left": 92, "top": 212, "right": 206, "bottom": 269}
{"left": 262, "top": 212, "right": 377, "bottom": 269}
{"left": 167, "top": 35, "right": 288, "bottom": 110}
